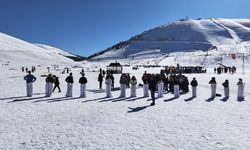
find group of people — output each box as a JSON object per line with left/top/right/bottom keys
{"left": 23, "top": 69, "right": 246, "bottom": 105}
{"left": 214, "top": 66, "right": 237, "bottom": 74}
{"left": 209, "top": 77, "right": 245, "bottom": 101}
{"left": 23, "top": 71, "right": 87, "bottom": 98}
{"left": 22, "top": 66, "right": 36, "bottom": 73}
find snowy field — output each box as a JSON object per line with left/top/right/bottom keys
{"left": 0, "top": 64, "right": 250, "bottom": 150}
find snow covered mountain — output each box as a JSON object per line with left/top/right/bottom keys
{"left": 34, "top": 44, "right": 86, "bottom": 61}
{"left": 89, "top": 18, "right": 250, "bottom": 65}
{"left": 0, "top": 32, "right": 81, "bottom": 67}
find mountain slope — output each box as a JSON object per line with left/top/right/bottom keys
{"left": 89, "top": 18, "right": 250, "bottom": 61}
{"left": 35, "top": 44, "right": 86, "bottom": 61}
{"left": 0, "top": 32, "right": 74, "bottom": 66}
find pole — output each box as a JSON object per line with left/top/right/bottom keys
{"left": 242, "top": 53, "right": 245, "bottom": 75}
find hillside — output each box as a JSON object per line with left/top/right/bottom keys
{"left": 0, "top": 32, "right": 78, "bottom": 67}
{"left": 89, "top": 18, "right": 250, "bottom": 64}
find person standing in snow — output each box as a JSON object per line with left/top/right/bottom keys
{"left": 79, "top": 73, "right": 87, "bottom": 98}
{"left": 222, "top": 80, "right": 229, "bottom": 98}
{"left": 157, "top": 76, "right": 164, "bottom": 98}
{"left": 130, "top": 76, "right": 137, "bottom": 97}
{"left": 142, "top": 71, "right": 149, "bottom": 97}
{"left": 119, "top": 74, "right": 127, "bottom": 97}
{"left": 65, "top": 73, "right": 74, "bottom": 97}
{"left": 45, "top": 74, "right": 55, "bottom": 97}
{"left": 98, "top": 73, "right": 103, "bottom": 89}
{"left": 105, "top": 75, "right": 112, "bottom": 98}
{"left": 53, "top": 75, "right": 61, "bottom": 93}
{"left": 24, "top": 71, "right": 36, "bottom": 97}
{"left": 110, "top": 73, "right": 115, "bottom": 91}
{"left": 237, "top": 78, "right": 245, "bottom": 101}
{"left": 173, "top": 76, "right": 180, "bottom": 98}
{"left": 209, "top": 77, "right": 217, "bottom": 98}
{"left": 149, "top": 74, "right": 157, "bottom": 106}
{"left": 190, "top": 78, "right": 198, "bottom": 98}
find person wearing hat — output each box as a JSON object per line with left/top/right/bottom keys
{"left": 24, "top": 71, "right": 36, "bottom": 97}
{"left": 65, "top": 73, "right": 74, "bottom": 97}
{"left": 79, "top": 73, "right": 87, "bottom": 98}
{"left": 237, "top": 78, "right": 245, "bottom": 101}
{"left": 45, "top": 74, "right": 55, "bottom": 97}
{"left": 190, "top": 77, "right": 198, "bottom": 97}
{"left": 209, "top": 77, "right": 217, "bottom": 98}
{"left": 222, "top": 79, "right": 229, "bottom": 98}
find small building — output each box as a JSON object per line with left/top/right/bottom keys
{"left": 107, "top": 62, "right": 123, "bottom": 74}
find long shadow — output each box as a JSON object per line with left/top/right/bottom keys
{"left": 164, "top": 97, "right": 178, "bottom": 102}
{"left": 33, "top": 96, "right": 67, "bottom": 103}
{"left": 127, "top": 105, "right": 151, "bottom": 113}
{"left": 48, "top": 97, "right": 80, "bottom": 103}
{"left": 206, "top": 97, "right": 215, "bottom": 102}
{"left": 184, "top": 96, "right": 195, "bottom": 102}
{"left": 0, "top": 96, "right": 27, "bottom": 100}
{"left": 81, "top": 97, "right": 109, "bottom": 103}
{"left": 127, "top": 96, "right": 145, "bottom": 101}
{"left": 9, "top": 96, "right": 46, "bottom": 103}
{"left": 220, "top": 97, "right": 229, "bottom": 102}
{"left": 33, "top": 92, "right": 45, "bottom": 95}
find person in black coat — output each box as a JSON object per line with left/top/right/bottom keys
{"left": 222, "top": 79, "right": 229, "bottom": 98}
{"left": 53, "top": 75, "right": 61, "bottom": 92}
{"left": 98, "top": 73, "right": 103, "bottom": 89}
{"left": 65, "top": 73, "right": 74, "bottom": 97}
{"left": 209, "top": 77, "right": 217, "bottom": 98}
{"left": 79, "top": 73, "right": 87, "bottom": 98}
{"left": 190, "top": 78, "right": 198, "bottom": 97}
{"left": 148, "top": 74, "right": 157, "bottom": 106}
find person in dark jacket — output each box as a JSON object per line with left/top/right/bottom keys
{"left": 53, "top": 75, "right": 61, "bottom": 93}
{"left": 190, "top": 78, "right": 198, "bottom": 97}
{"left": 98, "top": 73, "right": 103, "bottom": 89}
{"left": 142, "top": 71, "right": 149, "bottom": 97}
{"left": 119, "top": 74, "right": 127, "bottom": 97}
{"left": 45, "top": 74, "right": 55, "bottom": 97}
{"left": 148, "top": 74, "right": 157, "bottom": 106}
{"left": 24, "top": 71, "right": 36, "bottom": 97}
{"left": 79, "top": 73, "right": 87, "bottom": 98}
{"left": 209, "top": 77, "right": 217, "bottom": 98}
{"left": 222, "top": 80, "right": 229, "bottom": 98}
{"left": 65, "top": 73, "right": 74, "bottom": 97}
{"left": 110, "top": 73, "right": 115, "bottom": 91}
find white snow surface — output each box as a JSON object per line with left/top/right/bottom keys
{"left": 1, "top": 63, "right": 250, "bottom": 150}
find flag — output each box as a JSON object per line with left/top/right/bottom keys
{"left": 231, "top": 53, "right": 236, "bottom": 59}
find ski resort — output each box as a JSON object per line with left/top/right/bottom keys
{"left": 1, "top": 0, "right": 250, "bottom": 149}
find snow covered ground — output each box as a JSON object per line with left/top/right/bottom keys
{"left": 1, "top": 63, "right": 250, "bottom": 150}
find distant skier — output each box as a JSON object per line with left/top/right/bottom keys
{"left": 237, "top": 78, "right": 245, "bottom": 101}
{"left": 79, "top": 73, "right": 87, "bottom": 98}
{"left": 190, "top": 78, "right": 198, "bottom": 98}
{"left": 53, "top": 75, "right": 61, "bottom": 93}
{"left": 21, "top": 67, "right": 24, "bottom": 72}
{"left": 130, "top": 76, "right": 137, "bottom": 97}
{"left": 119, "top": 74, "right": 127, "bottom": 97}
{"left": 105, "top": 75, "right": 112, "bottom": 98}
{"left": 24, "top": 71, "right": 36, "bottom": 97}
{"left": 157, "top": 77, "right": 164, "bottom": 98}
{"left": 98, "top": 73, "right": 103, "bottom": 89}
{"left": 142, "top": 71, "right": 149, "bottom": 97}
{"left": 209, "top": 77, "right": 217, "bottom": 98}
{"left": 45, "top": 74, "right": 55, "bottom": 97}
{"left": 110, "top": 73, "right": 115, "bottom": 91}
{"left": 65, "top": 73, "right": 74, "bottom": 97}
{"left": 222, "top": 80, "right": 229, "bottom": 98}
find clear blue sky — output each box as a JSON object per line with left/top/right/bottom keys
{"left": 1, "top": 0, "right": 250, "bottom": 57}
